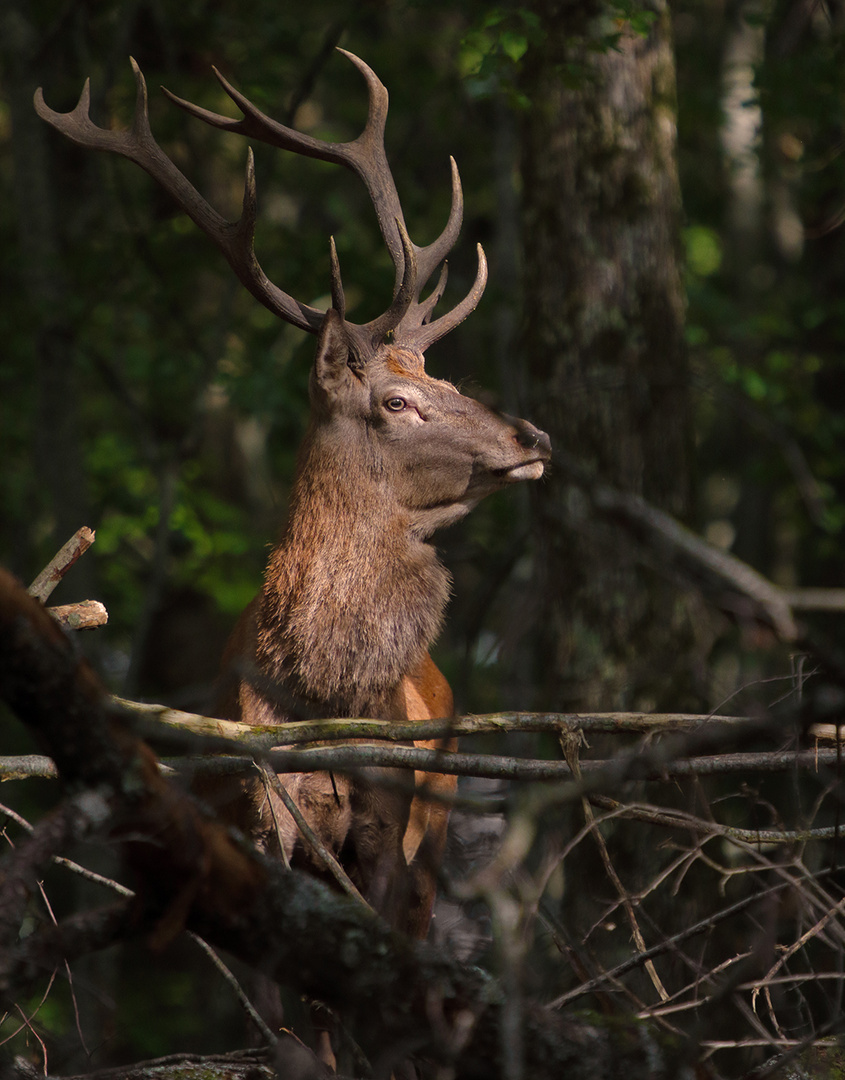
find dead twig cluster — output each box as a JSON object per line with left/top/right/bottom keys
{"left": 2, "top": 533, "right": 845, "bottom": 1078}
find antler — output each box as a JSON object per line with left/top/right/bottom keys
{"left": 34, "top": 51, "right": 487, "bottom": 356}
{"left": 35, "top": 59, "right": 325, "bottom": 335}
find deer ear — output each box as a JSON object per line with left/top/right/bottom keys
{"left": 312, "top": 309, "right": 353, "bottom": 397}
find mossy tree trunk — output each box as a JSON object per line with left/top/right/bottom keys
{"left": 520, "top": 1, "right": 701, "bottom": 711}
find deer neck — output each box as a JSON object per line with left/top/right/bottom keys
{"left": 255, "top": 440, "right": 451, "bottom": 721}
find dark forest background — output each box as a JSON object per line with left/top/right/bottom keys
{"left": 3, "top": 1, "right": 845, "bottom": 1076}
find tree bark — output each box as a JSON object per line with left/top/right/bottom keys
{"left": 520, "top": 2, "right": 699, "bottom": 711}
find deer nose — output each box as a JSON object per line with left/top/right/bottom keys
{"left": 512, "top": 418, "right": 552, "bottom": 457}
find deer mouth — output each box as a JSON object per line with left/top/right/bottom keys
{"left": 503, "top": 459, "right": 547, "bottom": 482}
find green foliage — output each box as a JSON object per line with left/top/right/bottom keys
{"left": 460, "top": 7, "right": 543, "bottom": 105}
{"left": 674, "top": 0, "right": 845, "bottom": 584}
{"left": 683, "top": 225, "right": 722, "bottom": 278}
{"left": 610, "top": 1, "right": 658, "bottom": 37}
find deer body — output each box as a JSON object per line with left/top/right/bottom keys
{"left": 213, "top": 319, "right": 549, "bottom": 929}
{"left": 37, "top": 50, "right": 551, "bottom": 948}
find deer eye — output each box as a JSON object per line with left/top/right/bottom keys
{"left": 384, "top": 397, "right": 407, "bottom": 412}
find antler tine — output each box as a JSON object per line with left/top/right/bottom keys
{"left": 415, "top": 263, "right": 450, "bottom": 327}
{"left": 159, "top": 51, "right": 478, "bottom": 352}
{"left": 164, "top": 51, "right": 409, "bottom": 300}
{"left": 36, "top": 59, "right": 326, "bottom": 335}
{"left": 328, "top": 237, "right": 346, "bottom": 321}
{"left": 162, "top": 66, "right": 366, "bottom": 169}
{"left": 366, "top": 217, "right": 419, "bottom": 346}
{"left": 412, "top": 158, "right": 464, "bottom": 295}
{"left": 407, "top": 244, "right": 488, "bottom": 353}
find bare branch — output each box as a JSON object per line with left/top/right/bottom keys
{"left": 561, "top": 735, "right": 669, "bottom": 1004}
{"left": 27, "top": 527, "right": 95, "bottom": 603}
{"left": 589, "top": 483, "right": 799, "bottom": 640}
{"left": 5, "top": 738, "right": 843, "bottom": 789}
{"left": 0, "top": 802, "right": 280, "bottom": 1052}
{"left": 784, "top": 588, "right": 845, "bottom": 612}
{"left": 808, "top": 722, "right": 845, "bottom": 742}
{"left": 588, "top": 795, "right": 845, "bottom": 845}
{"left": 0, "top": 756, "right": 58, "bottom": 780}
{"left": 553, "top": 455, "right": 845, "bottom": 648}
{"left": 0, "top": 795, "right": 106, "bottom": 951}
{"left": 548, "top": 878, "right": 791, "bottom": 1010}
{"left": 119, "top": 696, "right": 747, "bottom": 746}
{"left": 0, "top": 565, "right": 688, "bottom": 1078}
{"left": 186, "top": 933, "right": 278, "bottom": 1048}
{"left": 254, "top": 760, "right": 370, "bottom": 909}
{"left": 11, "top": 1049, "right": 275, "bottom": 1080}
{"left": 184, "top": 742, "right": 843, "bottom": 785}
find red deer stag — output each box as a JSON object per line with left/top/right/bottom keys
{"left": 36, "top": 52, "right": 551, "bottom": 941}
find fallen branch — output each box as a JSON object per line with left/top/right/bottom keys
{"left": 808, "top": 723, "right": 845, "bottom": 743}
{"left": 11, "top": 1049, "right": 275, "bottom": 1080}
{"left": 3, "top": 741, "right": 839, "bottom": 787}
{"left": 588, "top": 484, "right": 799, "bottom": 639}
{"left": 0, "top": 565, "right": 689, "bottom": 1079}
{"left": 119, "top": 697, "right": 747, "bottom": 746}
{"left": 254, "top": 760, "right": 370, "bottom": 908}
{"left": 589, "top": 795, "right": 845, "bottom": 845}
{"left": 553, "top": 456, "right": 845, "bottom": 647}
{"left": 178, "top": 743, "right": 845, "bottom": 784}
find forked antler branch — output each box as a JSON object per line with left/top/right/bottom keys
{"left": 35, "top": 51, "right": 487, "bottom": 357}
{"left": 35, "top": 59, "right": 325, "bottom": 334}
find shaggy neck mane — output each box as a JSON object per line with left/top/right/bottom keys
{"left": 255, "top": 431, "right": 451, "bottom": 720}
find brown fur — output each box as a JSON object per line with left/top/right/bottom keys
{"left": 206, "top": 312, "right": 550, "bottom": 935}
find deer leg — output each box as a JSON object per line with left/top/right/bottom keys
{"left": 406, "top": 792, "right": 455, "bottom": 940}
{"left": 346, "top": 771, "right": 413, "bottom": 924}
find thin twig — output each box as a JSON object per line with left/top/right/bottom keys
{"left": 36, "top": 879, "right": 91, "bottom": 1058}
{"left": 560, "top": 733, "right": 669, "bottom": 1004}
{"left": 0, "top": 800, "right": 133, "bottom": 892}
{"left": 1, "top": 801, "right": 278, "bottom": 1052}
{"left": 0, "top": 971, "right": 56, "bottom": 1069}
{"left": 589, "top": 795, "right": 845, "bottom": 844}
{"left": 751, "top": 892, "right": 845, "bottom": 1012}
{"left": 255, "top": 766, "right": 292, "bottom": 871}
{"left": 187, "top": 932, "right": 278, "bottom": 1047}
{"left": 548, "top": 878, "right": 791, "bottom": 1009}
{"left": 254, "top": 761, "right": 371, "bottom": 910}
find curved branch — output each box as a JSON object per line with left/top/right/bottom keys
{"left": 587, "top": 484, "right": 799, "bottom": 640}
{"left": 117, "top": 696, "right": 748, "bottom": 747}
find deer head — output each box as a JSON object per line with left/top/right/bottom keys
{"left": 35, "top": 51, "right": 549, "bottom": 541}
{"left": 307, "top": 309, "right": 549, "bottom": 538}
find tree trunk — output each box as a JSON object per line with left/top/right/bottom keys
{"left": 520, "top": 1, "right": 699, "bottom": 711}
